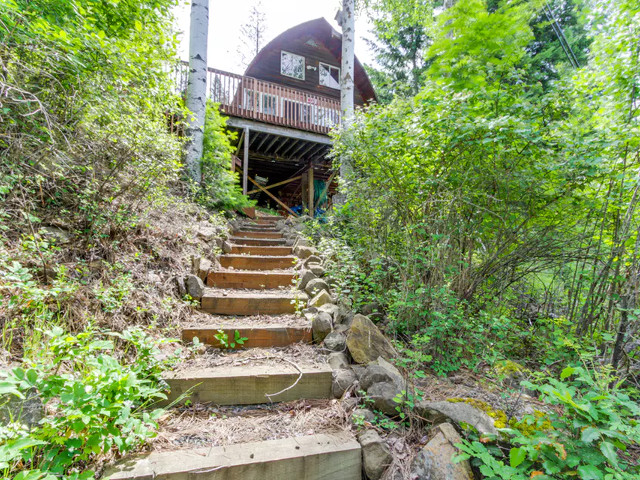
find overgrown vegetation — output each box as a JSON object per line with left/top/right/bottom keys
{"left": 312, "top": 0, "right": 640, "bottom": 476}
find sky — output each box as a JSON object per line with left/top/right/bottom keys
{"left": 172, "top": 0, "right": 376, "bottom": 74}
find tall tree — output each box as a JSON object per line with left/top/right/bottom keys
{"left": 338, "top": 0, "right": 356, "bottom": 180}
{"left": 365, "top": 0, "right": 433, "bottom": 102}
{"left": 185, "top": 0, "right": 209, "bottom": 184}
{"left": 237, "top": 2, "right": 267, "bottom": 70}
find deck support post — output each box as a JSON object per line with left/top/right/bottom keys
{"left": 308, "top": 167, "right": 314, "bottom": 218}
{"left": 243, "top": 127, "right": 250, "bottom": 195}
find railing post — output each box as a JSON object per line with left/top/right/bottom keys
{"left": 243, "top": 127, "right": 250, "bottom": 195}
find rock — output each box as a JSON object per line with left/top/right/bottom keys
{"left": 294, "top": 245, "right": 317, "bottom": 259}
{"left": 185, "top": 274, "right": 205, "bottom": 300}
{"left": 341, "top": 397, "right": 358, "bottom": 411}
{"left": 176, "top": 276, "right": 187, "bottom": 297}
{"left": 346, "top": 315, "right": 397, "bottom": 364}
{"left": 410, "top": 423, "right": 473, "bottom": 480}
{"left": 309, "top": 290, "right": 332, "bottom": 308}
{"left": 309, "top": 265, "right": 325, "bottom": 276}
{"left": 298, "top": 270, "right": 316, "bottom": 290}
{"left": 324, "top": 331, "right": 347, "bottom": 352}
{"left": 147, "top": 272, "right": 162, "bottom": 284}
{"left": 362, "top": 302, "right": 382, "bottom": 316}
{"left": 318, "top": 303, "right": 340, "bottom": 320}
{"left": 0, "top": 388, "right": 43, "bottom": 428}
{"left": 302, "top": 307, "right": 318, "bottom": 316}
{"left": 40, "top": 226, "right": 72, "bottom": 244}
{"left": 328, "top": 352, "right": 350, "bottom": 370}
{"left": 352, "top": 408, "right": 375, "bottom": 424}
{"left": 197, "top": 226, "right": 219, "bottom": 242}
{"left": 293, "top": 236, "right": 311, "bottom": 248}
{"left": 305, "top": 278, "right": 330, "bottom": 297}
{"left": 361, "top": 359, "right": 404, "bottom": 392}
{"left": 334, "top": 324, "right": 349, "bottom": 334}
{"left": 358, "top": 430, "right": 392, "bottom": 480}
{"left": 415, "top": 400, "right": 498, "bottom": 436}
{"left": 332, "top": 369, "right": 357, "bottom": 398}
{"left": 367, "top": 382, "right": 402, "bottom": 416}
{"left": 221, "top": 240, "right": 232, "bottom": 254}
{"left": 197, "top": 258, "right": 213, "bottom": 282}
{"left": 304, "top": 255, "right": 323, "bottom": 267}
{"left": 311, "top": 312, "right": 333, "bottom": 343}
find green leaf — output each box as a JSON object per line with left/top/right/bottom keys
{"left": 580, "top": 427, "right": 600, "bottom": 443}
{"left": 560, "top": 366, "right": 576, "bottom": 379}
{"left": 509, "top": 447, "right": 526, "bottom": 468}
{"left": 134, "top": 20, "right": 142, "bottom": 32}
{"left": 577, "top": 464, "right": 603, "bottom": 480}
{"left": 599, "top": 441, "right": 619, "bottom": 468}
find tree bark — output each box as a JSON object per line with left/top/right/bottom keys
{"left": 185, "top": 0, "right": 209, "bottom": 184}
{"left": 339, "top": 0, "right": 355, "bottom": 180}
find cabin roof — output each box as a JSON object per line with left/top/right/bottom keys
{"left": 244, "top": 17, "right": 377, "bottom": 104}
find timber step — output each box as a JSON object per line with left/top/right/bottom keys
{"left": 233, "top": 230, "right": 284, "bottom": 239}
{"left": 240, "top": 224, "right": 279, "bottom": 230}
{"left": 230, "top": 236, "right": 287, "bottom": 246}
{"left": 230, "top": 245, "right": 293, "bottom": 256}
{"left": 200, "top": 289, "right": 306, "bottom": 315}
{"left": 163, "top": 363, "right": 332, "bottom": 405}
{"left": 206, "top": 270, "right": 295, "bottom": 289}
{"left": 104, "top": 433, "right": 361, "bottom": 480}
{"left": 219, "top": 254, "right": 297, "bottom": 271}
{"left": 182, "top": 324, "right": 312, "bottom": 348}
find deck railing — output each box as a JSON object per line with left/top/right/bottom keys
{"left": 173, "top": 62, "right": 341, "bottom": 135}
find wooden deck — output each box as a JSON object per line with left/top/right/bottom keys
{"left": 174, "top": 62, "right": 341, "bottom": 135}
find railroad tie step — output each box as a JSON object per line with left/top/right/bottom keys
{"left": 230, "top": 245, "right": 293, "bottom": 256}
{"left": 200, "top": 289, "right": 306, "bottom": 315}
{"left": 219, "top": 254, "right": 296, "bottom": 270}
{"left": 233, "top": 230, "right": 283, "bottom": 239}
{"left": 229, "top": 236, "right": 287, "bottom": 246}
{"left": 206, "top": 270, "right": 295, "bottom": 289}
{"left": 163, "top": 363, "right": 332, "bottom": 405}
{"left": 183, "top": 324, "right": 312, "bottom": 348}
{"left": 103, "top": 432, "right": 362, "bottom": 480}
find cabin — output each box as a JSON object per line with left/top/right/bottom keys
{"left": 175, "top": 17, "right": 376, "bottom": 216}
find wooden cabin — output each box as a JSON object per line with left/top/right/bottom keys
{"left": 176, "top": 17, "right": 376, "bottom": 216}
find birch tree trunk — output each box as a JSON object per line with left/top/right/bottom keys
{"left": 185, "top": 0, "right": 209, "bottom": 184}
{"left": 340, "top": 0, "right": 355, "bottom": 179}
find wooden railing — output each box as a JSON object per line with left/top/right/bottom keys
{"left": 173, "top": 62, "right": 341, "bottom": 135}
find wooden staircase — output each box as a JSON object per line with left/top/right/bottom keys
{"left": 105, "top": 216, "right": 362, "bottom": 480}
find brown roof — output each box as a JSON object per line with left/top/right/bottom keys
{"left": 244, "top": 17, "right": 377, "bottom": 104}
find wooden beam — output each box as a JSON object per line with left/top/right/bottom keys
{"left": 243, "top": 127, "right": 249, "bottom": 195}
{"left": 226, "top": 117, "right": 332, "bottom": 145}
{"left": 315, "top": 170, "right": 337, "bottom": 210}
{"left": 264, "top": 135, "right": 280, "bottom": 154}
{"left": 297, "top": 142, "right": 318, "bottom": 159}
{"left": 256, "top": 133, "right": 270, "bottom": 150}
{"left": 280, "top": 139, "right": 300, "bottom": 157}
{"left": 235, "top": 129, "right": 245, "bottom": 156}
{"left": 308, "top": 167, "right": 314, "bottom": 218}
{"left": 248, "top": 176, "right": 298, "bottom": 217}
{"left": 247, "top": 175, "right": 302, "bottom": 195}
{"left": 272, "top": 137, "right": 290, "bottom": 156}
{"left": 290, "top": 141, "right": 310, "bottom": 158}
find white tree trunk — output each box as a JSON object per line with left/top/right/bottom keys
{"left": 185, "top": 0, "right": 209, "bottom": 184}
{"left": 339, "top": 0, "right": 355, "bottom": 179}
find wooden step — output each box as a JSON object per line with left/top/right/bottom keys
{"left": 230, "top": 236, "right": 287, "bottom": 246}
{"left": 182, "top": 324, "right": 312, "bottom": 348}
{"left": 201, "top": 290, "right": 306, "bottom": 315}
{"left": 234, "top": 230, "right": 283, "bottom": 239}
{"left": 164, "top": 363, "right": 332, "bottom": 405}
{"left": 104, "top": 433, "right": 361, "bottom": 480}
{"left": 220, "top": 254, "right": 296, "bottom": 271}
{"left": 241, "top": 224, "right": 278, "bottom": 230}
{"left": 230, "top": 245, "right": 293, "bottom": 256}
{"left": 206, "top": 270, "right": 295, "bottom": 289}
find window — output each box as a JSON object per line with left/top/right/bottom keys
{"left": 280, "top": 51, "right": 305, "bottom": 80}
{"left": 319, "top": 62, "right": 340, "bottom": 89}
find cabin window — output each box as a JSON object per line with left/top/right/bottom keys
{"left": 319, "top": 63, "right": 340, "bottom": 89}
{"left": 280, "top": 51, "right": 305, "bottom": 80}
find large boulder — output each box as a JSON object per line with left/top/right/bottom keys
{"left": 294, "top": 245, "right": 317, "bottom": 259}
{"left": 358, "top": 430, "right": 392, "bottom": 480}
{"left": 328, "top": 352, "right": 350, "bottom": 370}
{"left": 221, "top": 240, "right": 232, "bottom": 254}
{"left": 309, "top": 290, "right": 332, "bottom": 308}
{"left": 410, "top": 423, "right": 474, "bottom": 480}
{"left": 318, "top": 303, "right": 340, "bottom": 321}
{"left": 361, "top": 358, "right": 404, "bottom": 391}
{"left": 305, "top": 278, "right": 330, "bottom": 297}
{"left": 304, "top": 255, "right": 323, "bottom": 267}
{"left": 346, "top": 315, "right": 397, "bottom": 364}
{"left": 311, "top": 312, "right": 333, "bottom": 343}
{"left": 367, "top": 382, "right": 402, "bottom": 416}
{"left": 298, "top": 270, "right": 316, "bottom": 290}
{"left": 324, "top": 331, "right": 347, "bottom": 352}
{"left": 197, "top": 258, "right": 213, "bottom": 282}
{"left": 309, "top": 265, "right": 325, "bottom": 277}
{"left": 415, "top": 400, "right": 498, "bottom": 436}
{"left": 332, "top": 369, "right": 357, "bottom": 398}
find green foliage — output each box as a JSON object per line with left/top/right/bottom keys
{"left": 457, "top": 366, "right": 640, "bottom": 479}
{"left": 0, "top": 327, "right": 177, "bottom": 479}
{"left": 213, "top": 329, "right": 248, "bottom": 349}
{"left": 193, "top": 102, "right": 254, "bottom": 211}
